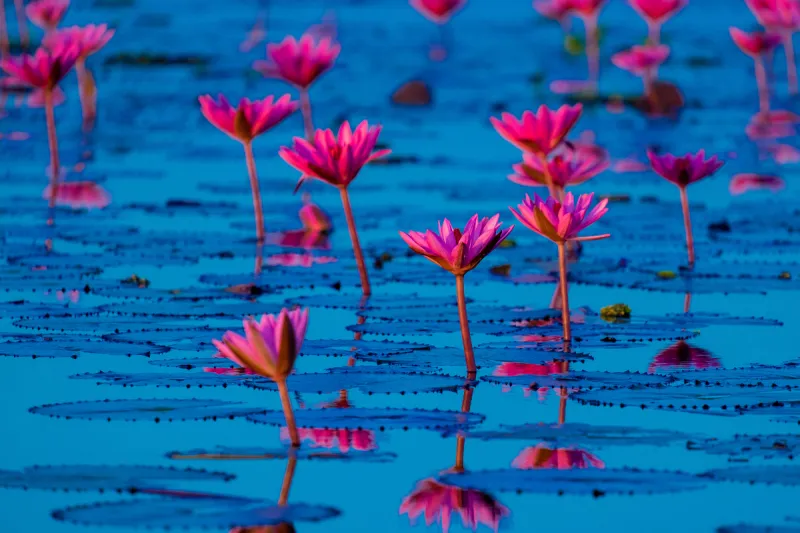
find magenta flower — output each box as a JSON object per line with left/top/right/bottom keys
{"left": 648, "top": 150, "right": 723, "bottom": 265}
{"left": 510, "top": 192, "right": 609, "bottom": 244}
{"left": 281, "top": 121, "right": 389, "bottom": 296}
{"left": 26, "top": 0, "right": 69, "bottom": 32}
{"left": 400, "top": 214, "right": 513, "bottom": 373}
{"left": 509, "top": 150, "right": 608, "bottom": 192}
{"left": 513, "top": 445, "right": 606, "bottom": 470}
{"left": 0, "top": 44, "right": 79, "bottom": 91}
{"left": 629, "top": 0, "right": 686, "bottom": 24}
{"left": 212, "top": 308, "right": 309, "bottom": 447}
{"left": 410, "top": 0, "right": 466, "bottom": 24}
{"left": 44, "top": 24, "right": 114, "bottom": 58}
{"left": 570, "top": 0, "right": 607, "bottom": 17}
{"left": 491, "top": 104, "right": 583, "bottom": 156}
{"left": 730, "top": 27, "right": 782, "bottom": 56}
{"left": 400, "top": 479, "right": 509, "bottom": 533}
{"left": 747, "top": 0, "right": 800, "bottom": 31}
{"left": 612, "top": 44, "right": 669, "bottom": 76}
{"left": 42, "top": 181, "right": 110, "bottom": 209}
{"left": 511, "top": 192, "right": 609, "bottom": 344}
{"left": 648, "top": 341, "right": 721, "bottom": 372}
{"left": 493, "top": 361, "right": 565, "bottom": 377}
{"left": 254, "top": 34, "right": 340, "bottom": 90}
{"left": 199, "top": 94, "right": 298, "bottom": 144}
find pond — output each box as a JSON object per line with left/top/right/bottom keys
{"left": 2, "top": 0, "right": 800, "bottom": 532}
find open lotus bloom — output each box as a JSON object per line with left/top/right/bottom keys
{"left": 534, "top": 0, "right": 575, "bottom": 21}
{"left": 510, "top": 192, "right": 609, "bottom": 243}
{"left": 512, "top": 444, "right": 606, "bottom": 470}
{"left": 199, "top": 94, "right": 298, "bottom": 144}
{"left": 44, "top": 24, "right": 115, "bottom": 58}
{"left": 491, "top": 104, "right": 583, "bottom": 156}
{"left": 0, "top": 43, "right": 80, "bottom": 90}
{"left": 400, "top": 479, "right": 510, "bottom": 533}
{"left": 280, "top": 120, "right": 391, "bottom": 189}
{"left": 730, "top": 27, "right": 782, "bottom": 56}
{"left": 647, "top": 150, "right": 724, "bottom": 187}
{"left": 26, "top": 0, "right": 69, "bottom": 31}
{"left": 212, "top": 308, "right": 309, "bottom": 381}
{"left": 254, "top": 33, "right": 340, "bottom": 89}
{"left": 410, "top": 0, "right": 466, "bottom": 24}
{"left": 628, "top": 0, "right": 686, "bottom": 25}
{"left": 611, "top": 44, "right": 670, "bottom": 76}
{"left": 747, "top": 0, "right": 800, "bottom": 30}
{"left": 509, "top": 149, "right": 608, "bottom": 190}
{"left": 400, "top": 214, "right": 513, "bottom": 275}
{"left": 42, "top": 181, "right": 110, "bottom": 209}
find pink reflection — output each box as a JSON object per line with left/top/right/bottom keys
{"left": 239, "top": 13, "right": 266, "bottom": 53}
{"left": 279, "top": 427, "right": 376, "bottom": 452}
{"left": 746, "top": 110, "right": 799, "bottom": 140}
{"left": 42, "top": 181, "right": 110, "bottom": 209}
{"left": 513, "top": 444, "right": 605, "bottom": 469}
{"left": 729, "top": 173, "right": 785, "bottom": 195}
{"left": 648, "top": 341, "right": 721, "bottom": 372}
{"left": 266, "top": 253, "right": 336, "bottom": 267}
{"left": 27, "top": 86, "right": 65, "bottom": 107}
{"left": 612, "top": 157, "right": 648, "bottom": 172}
{"left": 550, "top": 79, "right": 596, "bottom": 94}
{"left": 268, "top": 229, "right": 330, "bottom": 250}
{"left": 55, "top": 289, "right": 79, "bottom": 302}
{"left": 766, "top": 143, "right": 800, "bottom": 163}
{"left": 493, "top": 361, "right": 566, "bottom": 377}
{"left": 400, "top": 479, "right": 509, "bottom": 533}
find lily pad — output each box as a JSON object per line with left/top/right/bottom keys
{"left": 247, "top": 408, "right": 484, "bottom": 431}
{"left": 71, "top": 371, "right": 252, "bottom": 388}
{"left": 29, "top": 398, "right": 263, "bottom": 422}
{"left": 167, "top": 446, "right": 397, "bottom": 463}
{"left": 459, "top": 422, "right": 694, "bottom": 447}
{"left": 301, "top": 339, "right": 430, "bottom": 357}
{"left": 285, "top": 293, "right": 468, "bottom": 310}
{"left": 97, "top": 301, "right": 282, "bottom": 318}
{"left": 244, "top": 370, "right": 475, "bottom": 395}
{"left": 102, "top": 327, "right": 230, "bottom": 347}
{"left": 483, "top": 371, "right": 673, "bottom": 391}
{"left": 355, "top": 344, "right": 591, "bottom": 368}
{"left": 0, "top": 336, "right": 170, "bottom": 358}
{"left": 702, "top": 465, "right": 800, "bottom": 486}
{"left": 673, "top": 366, "right": 800, "bottom": 389}
{"left": 0, "top": 465, "right": 234, "bottom": 491}
{"left": 687, "top": 434, "right": 800, "bottom": 461}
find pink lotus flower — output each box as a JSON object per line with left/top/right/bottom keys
{"left": 513, "top": 445, "right": 606, "bottom": 469}
{"left": 611, "top": 44, "right": 669, "bottom": 76}
{"left": 410, "top": 0, "right": 466, "bottom": 24}
{"left": 570, "top": 0, "right": 606, "bottom": 17}
{"left": 298, "top": 193, "right": 332, "bottom": 233}
{"left": 648, "top": 341, "right": 721, "bottom": 372}
{"left": 254, "top": 34, "right": 340, "bottom": 90}
{"left": 42, "top": 181, "right": 110, "bottom": 209}
{"left": 730, "top": 27, "right": 782, "bottom": 56}
{"left": 0, "top": 44, "right": 80, "bottom": 90}
{"left": 281, "top": 427, "right": 376, "bottom": 452}
{"left": 491, "top": 104, "right": 583, "bottom": 156}
{"left": 44, "top": 24, "right": 114, "bottom": 58}
{"left": 747, "top": 0, "right": 800, "bottom": 31}
{"left": 647, "top": 150, "right": 723, "bottom": 188}
{"left": 729, "top": 173, "right": 785, "bottom": 195}
{"left": 26, "top": 0, "right": 68, "bottom": 32}
{"left": 400, "top": 214, "right": 513, "bottom": 276}
{"left": 493, "top": 361, "right": 565, "bottom": 377}
{"left": 199, "top": 94, "right": 298, "bottom": 144}
{"left": 509, "top": 149, "right": 608, "bottom": 191}
{"left": 534, "top": 0, "right": 575, "bottom": 21}
{"left": 280, "top": 121, "right": 390, "bottom": 189}
{"left": 400, "top": 479, "right": 509, "bottom": 533}
{"left": 628, "top": 0, "right": 686, "bottom": 25}
{"left": 510, "top": 192, "right": 609, "bottom": 244}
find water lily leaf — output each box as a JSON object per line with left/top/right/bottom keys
{"left": 0, "top": 336, "right": 170, "bottom": 358}
{"left": 248, "top": 408, "right": 484, "bottom": 431}
{"left": 687, "top": 434, "right": 800, "bottom": 461}
{"left": 285, "top": 293, "right": 468, "bottom": 310}
{"left": 347, "top": 320, "right": 517, "bottom": 336}
{"left": 30, "top": 398, "right": 263, "bottom": 422}
{"left": 52, "top": 495, "right": 341, "bottom": 529}
{"left": 716, "top": 525, "right": 800, "bottom": 533}
{"left": 0, "top": 465, "right": 234, "bottom": 491}
{"left": 673, "top": 365, "right": 800, "bottom": 388}
{"left": 71, "top": 371, "right": 253, "bottom": 388}
{"left": 439, "top": 467, "right": 706, "bottom": 496}
{"left": 13, "top": 315, "right": 192, "bottom": 334}
{"left": 743, "top": 404, "right": 800, "bottom": 424}
{"left": 148, "top": 357, "right": 237, "bottom": 369}
{"left": 301, "top": 339, "right": 430, "bottom": 357}
{"left": 0, "top": 300, "right": 95, "bottom": 318}
{"left": 702, "top": 465, "right": 800, "bottom": 486}
{"left": 244, "top": 370, "right": 475, "bottom": 394}
{"left": 355, "top": 344, "right": 591, "bottom": 367}
{"left": 103, "top": 327, "right": 230, "bottom": 347}
{"left": 483, "top": 371, "right": 673, "bottom": 390}
{"left": 167, "top": 446, "right": 397, "bottom": 463}
{"left": 97, "top": 301, "right": 282, "bottom": 318}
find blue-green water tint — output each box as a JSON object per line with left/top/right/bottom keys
{"left": 2, "top": 0, "right": 800, "bottom": 531}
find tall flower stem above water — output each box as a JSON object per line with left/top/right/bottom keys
{"left": 755, "top": 56, "right": 771, "bottom": 114}
{"left": 584, "top": 15, "right": 600, "bottom": 91}
{"left": 277, "top": 378, "right": 300, "bottom": 448}
{"left": 556, "top": 242, "right": 571, "bottom": 342}
{"left": 339, "top": 187, "right": 371, "bottom": 296}
{"left": 243, "top": 141, "right": 266, "bottom": 243}
{"left": 14, "top": 0, "right": 28, "bottom": 50}
{"left": 43, "top": 88, "right": 60, "bottom": 216}
{"left": 783, "top": 32, "right": 798, "bottom": 94}
{"left": 299, "top": 88, "right": 314, "bottom": 140}
{"left": 74, "top": 58, "right": 96, "bottom": 129}
{"left": 455, "top": 273, "right": 476, "bottom": 375}
{"left": 678, "top": 186, "right": 694, "bottom": 265}
{"left": 730, "top": 28, "right": 781, "bottom": 115}
{"left": 0, "top": 7, "right": 9, "bottom": 58}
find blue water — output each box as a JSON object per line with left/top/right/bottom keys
{"left": 2, "top": 0, "right": 800, "bottom": 532}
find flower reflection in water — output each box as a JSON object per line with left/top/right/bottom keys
{"left": 401, "top": 388, "right": 510, "bottom": 532}
{"left": 280, "top": 427, "right": 376, "bottom": 452}
{"left": 513, "top": 444, "right": 605, "bottom": 470}
{"left": 42, "top": 180, "right": 110, "bottom": 209}
{"left": 649, "top": 341, "right": 721, "bottom": 372}
{"left": 230, "top": 452, "right": 298, "bottom": 533}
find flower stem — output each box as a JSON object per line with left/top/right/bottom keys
{"left": 678, "top": 185, "right": 695, "bottom": 265}
{"left": 754, "top": 56, "right": 770, "bottom": 115}
{"left": 454, "top": 387, "right": 474, "bottom": 472}
{"left": 75, "top": 58, "right": 97, "bottom": 132}
{"left": 584, "top": 15, "right": 599, "bottom": 92}
{"left": 13, "top": 0, "right": 27, "bottom": 50}
{"left": 556, "top": 242, "right": 571, "bottom": 343}
{"left": 277, "top": 451, "right": 297, "bottom": 506}
{"left": 243, "top": 141, "right": 265, "bottom": 243}
{"left": 0, "top": 5, "right": 9, "bottom": 58}
{"left": 784, "top": 32, "right": 797, "bottom": 95}
{"left": 339, "top": 187, "right": 371, "bottom": 296}
{"left": 455, "top": 274, "right": 477, "bottom": 375}
{"left": 647, "top": 21, "right": 660, "bottom": 46}
{"left": 277, "top": 379, "right": 300, "bottom": 448}
{"left": 683, "top": 292, "right": 692, "bottom": 313}
{"left": 44, "top": 89, "right": 60, "bottom": 225}
{"left": 254, "top": 239, "right": 263, "bottom": 276}
{"left": 299, "top": 88, "right": 314, "bottom": 140}
{"left": 538, "top": 153, "right": 557, "bottom": 199}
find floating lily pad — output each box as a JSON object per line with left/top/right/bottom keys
{"left": 574, "top": 385, "right": 800, "bottom": 411}
{"left": 248, "top": 408, "right": 484, "bottom": 431}
{"left": 0, "top": 300, "right": 95, "bottom": 319}
{"left": 743, "top": 404, "right": 800, "bottom": 424}
{"left": 459, "top": 422, "right": 694, "bottom": 446}
{"left": 673, "top": 366, "right": 800, "bottom": 388}
{"left": 359, "top": 305, "right": 569, "bottom": 324}
{"left": 0, "top": 336, "right": 170, "bottom": 358}
{"left": 148, "top": 357, "right": 236, "bottom": 370}
{"left": 12, "top": 315, "right": 191, "bottom": 334}
{"left": 438, "top": 468, "right": 706, "bottom": 496}
{"left": 664, "top": 313, "right": 783, "bottom": 327}
{"left": 285, "top": 293, "right": 468, "bottom": 310}
{"left": 355, "top": 344, "right": 591, "bottom": 367}
{"left": 102, "top": 327, "right": 230, "bottom": 347}
{"left": 200, "top": 267, "right": 364, "bottom": 291}
{"left": 167, "top": 446, "right": 397, "bottom": 463}
{"left": 0, "top": 465, "right": 234, "bottom": 491}
{"left": 702, "top": 465, "right": 800, "bottom": 486}
{"left": 687, "top": 434, "right": 800, "bottom": 461}
{"left": 71, "top": 371, "right": 253, "bottom": 388}
{"left": 301, "top": 339, "right": 430, "bottom": 357}
{"left": 716, "top": 525, "right": 800, "bottom": 533}
{"left": 52, "top": 495, "right": 341, "bottom": 529}
{"left": 97, "top": 301, "right": 282, "bottom": 318}
{"left": 30, "top": 398, "right": 262, "bottom": 422}
{"left": 244, "top": 370, "right": 475, "bottom": 395}
{"left": 483, "top": 371, "right": 673, "bottom": 391}
{"left": 346, "top": 320, "right": 517, "bottom": 336}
